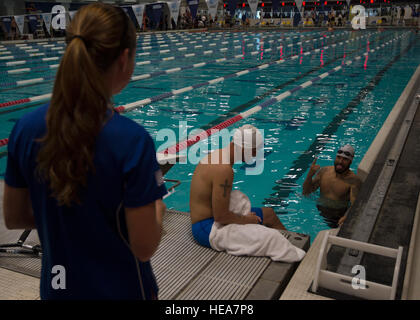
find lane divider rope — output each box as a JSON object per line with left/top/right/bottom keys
{"left": 159, "top": 33, "right": 406, "bottom": 156}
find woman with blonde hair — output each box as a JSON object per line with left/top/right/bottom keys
{"left": 3, "top": 3, "right": 167, "bottom": 299}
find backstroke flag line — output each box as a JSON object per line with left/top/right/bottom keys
{"left": 132, "top": 4, "right": 145, "bottom": 28}
{"left": 247, "top": 0, "right": 259, "bottom": 17}
{"left": 68, "top": 11, "right": 76, "bottom": 20}
{"left": 42, "top": 13, "right": 52, "bottom": 35}
{"left": 14, "top": 15, "right": 25, "bottom": 34}
{"left": 206, "top": 0, "right": 219, "bottom": 20}
{"left": 295, "top": 0, "right": 303, "bottom": 12}
{"left": 187, "top": 0, "right": 199, "bottom": 20}
{"left": 167, "top": 0, "right": 181, "bottom": 25}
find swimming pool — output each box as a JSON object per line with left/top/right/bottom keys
{"left": 0, "top": 29, "right": 419, "bottom": 242}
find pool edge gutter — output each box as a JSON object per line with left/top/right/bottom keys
{"left": 357, "top": 64, "right": 420, "bottom": 181}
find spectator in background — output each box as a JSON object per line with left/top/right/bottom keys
{"left": 400, "top": 6, "right": 405, "bottom": 25}
{"left": 0, "top": 23, "right": 5, "bottom": 41}
{"left": 164, "top": 14, "right": 168, "bottom": 30}
{"left": 337, "top": 13, "right": 343, "bottom": 26}
{"left": 142, "top": 14, "right": 149, "bottom": 31}
{"left": 11, "top": 17, "right": 18, "bottom": 40}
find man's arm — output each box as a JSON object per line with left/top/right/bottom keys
{"left": 3, "top": 184, "right": 36, "bottom": 230}
{"left": 338, "top": 176, "right": 362, "bottom": 226}
{"left": 303, "top": 157, "right": 323, "bottom": 196}
{"left": 350, "top": 176, "right": 362, "bottom": 205}
{"left": 211, "top": 165, "right": 261, "bottom": 225}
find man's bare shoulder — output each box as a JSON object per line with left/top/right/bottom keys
{"left": 195, "top": 162, "right": 233, "bottom": 175}
{"left": 318, "top": 166, "right": 334, "bottom": 175}
{"left": 208, "top": 163, "right": 233, "bottom": 175}
{"left": 346, "top": 171, "right": 363, "bottom": 186}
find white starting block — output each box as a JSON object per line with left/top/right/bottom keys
{"left": 156, "top": 152, "right": 186, "bottom": 199}
{"left": 312, "top": 229, "right": 403, "bottom": 300}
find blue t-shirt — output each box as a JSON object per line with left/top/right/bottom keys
{"left": 5, "top": 104, "right": 167, "bottom": 300}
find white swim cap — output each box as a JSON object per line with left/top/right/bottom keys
{"left": 233, "top": 124, "right": 263, "bottom": 151}
{"left": 337, "top": 144, "right": 355, "bottom": 160}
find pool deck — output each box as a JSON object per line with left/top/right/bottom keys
{"left": 0, "top": 182, "right": 310, "bottom": 300}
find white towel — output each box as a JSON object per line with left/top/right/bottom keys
{"left": 209, "top": 190, "right": 306, "bottom": 262}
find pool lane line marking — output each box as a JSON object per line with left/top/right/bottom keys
{"left": 0, "top": 46, "right": 65, "bottom": 58}
{"left": 0, "top": 33, "right": 239, "bottom": 66}
{"left": 0, "top": 39, "right": 235, "bottom": 74}
{"left": 0, "top": 30, "right": 348, "bottom": 79}
{"left": 130, "top": 31, "right": 348, "bottom": 81}
{"left": 0, "top": 30, "right": 346, "bottom": 70}
{"left": 134, "top": 30, "right": 345, "bottom": 58}
{"left": 0, "top": 34, "right": 277, "bottom": 74}
{"left": 0, "top": 32, "right": 338, "bottom": 106}
{"left": 0, "top": 37, "right": 308, "bottom": 89}
{"left": 117, "top": 30, "right": 349, "bottom": 73}
{"left": 0, "top": 44, "right": 65, "bottom": 53}
{"left": 263, "top": 33, "right": 415, "bottom": 208}
{"left": 0, "top": 55, "right": 63, "bottom": 68}
{"left": 199, "top": 34, "right": 385, "bottom": 132}
{"left": 0, "top": 32, "right": 376, "bottom": 150}
{"left": 0, "top": 31, "right": 299, "bottom": 50}
{"left": 1, "top": 42, "right": 235, "bottom": 76}
{"left": 0, "top": 34, "right": 216, "bottom": 61}
{"left": 0, "top": 31, "right": 266, "bottom": 62}
{"left": 0, "top": 34, "right": 355, "bottom": 120}
{"left": 1, "top": 32, "right": 235, "bottom": 55}
{"left": 158, "top": 33, "right": 406, "bottom": 156}
{"left": 115, "top": 32, "right": 373, "bottom": 113}
{"left": 0, "top": 30, "right": 374, "bottom": 114}
{"left": 0, "top": 33, "right": 391, "bottom": 150}
{"left": 0, "top": 31, "right": 369, "bottom": 108}
{"left": 138, "top": 30, "right": 245, "bottom": 44}
{"left": 138, "top": 30, "right": 349, "bottom": 56}
{"left": 0, "top": 75, "right": 57, "bottom": 90}
{"left": 135, "top": 30, "right": 318, "bottom": 48}
{"left": 0, "top": 32, "right": 220, "bottom": 53}
{"left": 1, "top": 40, "right": 64, "bottom": 48}
{"left": 122, "top": 31, "right": 369, "bottom": 109}
{"left": 131, "top": 54, "right": 246, "bottom": 81}
{"left": 136, "top": 33, "right": 244, "bottom": 51}
{"left": 0, "top": 63, "right": 59, "bottom": 76}
{"left": 133, "top": 30, "right": 351, "bottom": 70}
{"left": 1, "top": 47, "right": 244, "bottom": 89}
{"left": 135, "top": 30, "right": 343, "bottom": 53}
{"left": 0, "top": 30, "right": 359, "bottom": 107}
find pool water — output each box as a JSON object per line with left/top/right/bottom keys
{"left": 0, "top": 29, "right": 419, "bottom": 242}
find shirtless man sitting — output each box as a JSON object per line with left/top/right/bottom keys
{"left": 302, "top": 145, "right": 362, "bottom": 228}
{"left": 190, "top": 125, "right": 286, "bottom": 248}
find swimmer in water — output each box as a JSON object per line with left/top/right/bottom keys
{"left": 302, "top": 145, "right": 362, "bottom": 228}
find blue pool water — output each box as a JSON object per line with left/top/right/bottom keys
{"left": 0, "top": 29, "right": 419, "bottom": 242}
